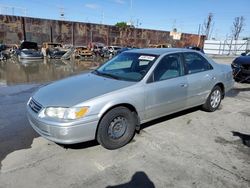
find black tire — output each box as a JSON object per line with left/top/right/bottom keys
{"left": 202, "top": 85, "right": 222, "bottom": 112}
{"left": 97, "top": 107, "right": 136, "bottom": 150}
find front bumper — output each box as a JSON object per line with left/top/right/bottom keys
{"left": 232, "top": 66, "right": 250, "bottom": 83}
{"left": 27, "top": 107, "right": 99, "bottom": 144}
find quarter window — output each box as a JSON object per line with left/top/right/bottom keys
{"left": 184, "top": 53, "right": 213, "bottom": 74}
{"left": 152, "top": 54, "right": 182, "bottom": 82}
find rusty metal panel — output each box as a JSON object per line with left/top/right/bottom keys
{"left": 0, "top": 15, "right": 205, "bottom": 48}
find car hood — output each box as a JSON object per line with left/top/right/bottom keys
{"left": 33, "top": 73, "right": 135, "bottom": 107}
{"left": 233, "top": 56, "right": 250, "bottom": 65}
{"left": 21, "top": 50, "right": 42, "bottom": 57}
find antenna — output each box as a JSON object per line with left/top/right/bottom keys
{"left": 129, "top": 0, "right": 133, "bottom": 26}
{"left": 59, "top": 7, "right": 65, "bottom": 20}
{"left": 0, "top": 4, "right": 27, "bottom": 16}
{"left": 101, "top": 11, "right": 104, "bottom": 24}
{"left": 136, "top": 19, "right": 141, "bottom": 28}
{"left": 172, "top": 19, "right": 176, "bottom": 30}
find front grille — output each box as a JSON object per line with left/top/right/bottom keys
{"left": 242, "top": 64, "right": 250, "bottom": 70}
{"left": 29, "top": 98, "right": 42, "bottom": 113}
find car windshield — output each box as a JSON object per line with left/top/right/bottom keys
{"left": 93, "top": 52, "right": 158, "bottom": 82}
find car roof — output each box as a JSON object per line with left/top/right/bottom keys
{"left": 127, "top": 48, "right": 197, "bottom": 55}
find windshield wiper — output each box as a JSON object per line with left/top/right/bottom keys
{"left": 92, "top": 70, "right": 120, "bottom": 80}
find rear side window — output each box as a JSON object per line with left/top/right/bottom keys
{"left": 184, "top": 53, "right": 213, "bottom": 74}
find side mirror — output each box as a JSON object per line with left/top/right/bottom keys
{"left": 241, "top": 53, "right": 246, "bottom": 56}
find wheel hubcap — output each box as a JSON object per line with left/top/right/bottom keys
{"left": 108, "top": 116, "right": 127, "bottom": 139}
{"left": 210, "top": 89, "right": 221, "bottom": 108}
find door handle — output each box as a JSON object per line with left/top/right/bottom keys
{"left": 180, "top": 83, "right": 188, "bottom": 88}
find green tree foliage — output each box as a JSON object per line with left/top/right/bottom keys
{"left": 115, "top": 22, "right": 128, "bottom": 28}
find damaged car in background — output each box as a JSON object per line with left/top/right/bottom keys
{"left": 17, "top": 41, "right": 43, "bottom": 59}
{"left": 42, "top": 42, "right": 67, "bottom": 59}
{"left": 27, "top": 48, "right": 234, "bottom": 150}
{"left": 232, "top": 52, "right": 250, "bottom": 83}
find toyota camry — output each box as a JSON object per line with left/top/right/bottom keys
{"left": 27, "top": 48, "right": 234, "bottom": 149}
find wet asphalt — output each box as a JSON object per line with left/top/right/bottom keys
{"left": 0, "top": 84, "right": 40, "bottom": 169}
{"left": 0, "top": 57, "right": 101, "bottom": 169}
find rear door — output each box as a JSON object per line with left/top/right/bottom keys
{"left": 183, "top": 52, "right": 215, "bottom": 107}
{"left": 144, "top": 53, "right": 188, "bottom": 120}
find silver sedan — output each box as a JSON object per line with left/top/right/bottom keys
{"left": 27, "top": 48, "right": 234, "bottom": 149}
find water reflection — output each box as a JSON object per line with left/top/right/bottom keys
{"left": 0, "top": 58, "right": 104, "bottom": 85}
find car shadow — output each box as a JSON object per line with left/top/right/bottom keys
{"left": 0, "top": 86, "right": 40, "bottom": 170}
{"left": 59, "top": 140, "right": 99, "bottom": 150}
{"left": 106, "top": 171, "right": 155, "bottom": 188}
{"left": 0, "top": 120, "right": 39, "bottom": 170}
{"left": 140, "top": 106, "right": 201, "bottom": 130}
{"left": 232, "top": 131, "right": 250, "bottom": 147}
{"left": 226, "top": 86, "right": 250, "bottom": 97}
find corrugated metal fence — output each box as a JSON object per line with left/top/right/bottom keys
{"left": 204, "top": 40, "right": 250, "bottom": 55}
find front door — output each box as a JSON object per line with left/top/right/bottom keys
{"left": 144, "top": 53, "right": 188, "bottom": 121}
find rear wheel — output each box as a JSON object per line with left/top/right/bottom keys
{"left": 97, "top": 107, "right": 136, "bottom": 150}
{"left": 202, "top": 86, "right": 222, "bottom": 112}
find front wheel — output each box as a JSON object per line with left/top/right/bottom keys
{"left": 97, "top": 107, "right": 136, "bottom": 150}
{"left": 202, "top": 86, "right": 222, "bottom": 112}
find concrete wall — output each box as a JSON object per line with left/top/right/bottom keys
{"left": 0, "top": 15, "right": 205, "bottom": 48}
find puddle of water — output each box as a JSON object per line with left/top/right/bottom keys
{"left": 0, "top": 57, "right": 105, "bottom": 85}
{"left": 0, "top": 57, "right": 106, "bottom": 170}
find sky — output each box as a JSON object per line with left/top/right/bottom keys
{"left": 0, "top": 0, "right": 249, "bottom": 40}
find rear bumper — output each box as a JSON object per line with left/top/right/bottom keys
{"left": 27, "top": 108, "right": 99, "bottom": 144}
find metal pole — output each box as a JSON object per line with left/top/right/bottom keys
{"left": 22, "top": 17, "right": 26, "bottom": 41}
{"left": 101, "top": 11, "right": 104, "bottom": 24}
{"left": 130, "top": 0, "right": 132, "bottom": 24}
{"left": 198, "top": 24, "right": 201, "bottom": 35}
{"left": 106, "top": 27, "right": 109, "bottom": 46}
{"left": 197, "top": 24, "right": 201, "bottom": 47}
{"left": 50, "top": 26, "right": 53, "bottom": 43}
{"left": 91, "top": 30, "right": 93, "bottom": 43}
{"left": 71, "top": 22, "right": 74, "bottom": 46}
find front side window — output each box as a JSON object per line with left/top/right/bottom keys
{"left": 93, "top": 52, "right": 158, "bottom": 82}
{"left": 151, "top": 53, "right": 183, "bottom": 82}
{"left": 184, "top": 52, "right": 213, "bottom": 74}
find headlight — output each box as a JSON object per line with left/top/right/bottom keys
{"left": 232, "top": 62, "right": 243, "bottom": 69}
{"left": 44, "top": 107, "right": 89, "bottom": 120}
{"left": 231, "top": 62, "right": 239, "bottom": 68}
